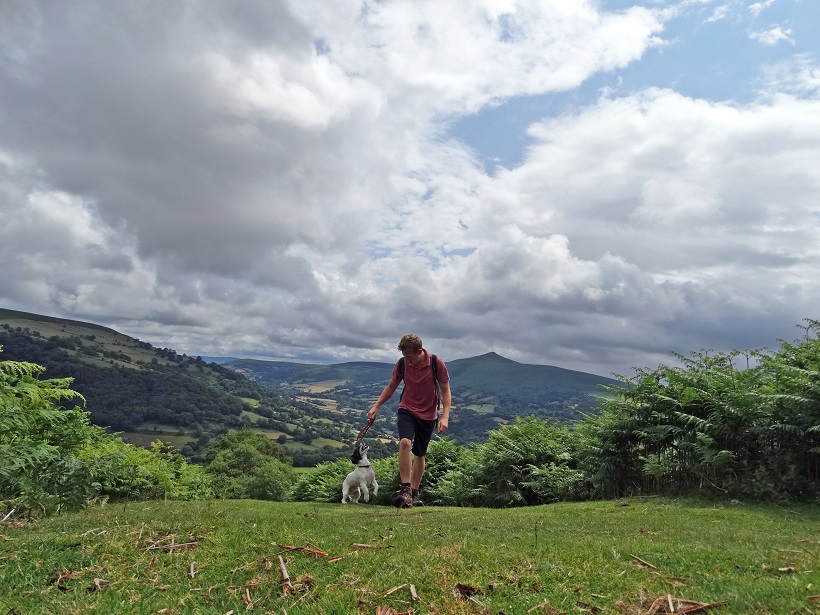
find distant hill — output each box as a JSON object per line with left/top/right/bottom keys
{"left": 447, "top": 351, "right": 618, "bottom": 398}
{"left": 229, "top": 352, "right": 617, "bottom": 402}
{"left": 1, "top": 308, "right": 622, "bottom": 457}
{"left": 225, "top": 350, "right": 621, "bottom": 443}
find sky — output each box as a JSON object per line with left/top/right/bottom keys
{"left": 1, "top": 0, "right": 819, "bottom": 378}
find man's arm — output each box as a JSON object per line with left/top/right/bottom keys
{"left": 437, "top": 380, "right": 451, "bottom": 433}
{"left": 368, "top": 378, "right": 401, "bottom": 420}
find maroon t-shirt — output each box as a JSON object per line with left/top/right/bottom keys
{"left": 392, "top": 349, "right": 450, "bottom": 420}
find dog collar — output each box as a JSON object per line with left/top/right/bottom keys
{"left": 357, "top": 464, "right": 371, "bottom": 468}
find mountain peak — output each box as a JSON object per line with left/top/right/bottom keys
{"left": 475, "top": 351, "right": 519, "bottom": 364}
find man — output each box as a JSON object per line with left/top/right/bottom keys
{"left": 368, "top": 334, "right": 451, "bottom": 508}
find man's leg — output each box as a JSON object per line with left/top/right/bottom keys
{"left": 398, "top": 438, "right": 413, "bottom": 483}
{"left": 410, "top": 454, "right": 425, "bottom": 490}
{"left": 395, "top": 412, "right": 415, "bottom": 508}
{"left": 394, "top": 437, "right": 414, "bottom": 507}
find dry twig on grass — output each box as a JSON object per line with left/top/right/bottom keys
{"left": 527, "top": 599, "right": 560, "bottom": 613}
{"left": 278, "top": 555, "right": 295, "bottom": 594}
{"left": 278, "top": 543, "right": 329, "bottom": 558}
{"left": 86, "top": 578, "right": 109, "bottom": 593}
{"left": 646, "top": 594, "right": 728, "bottom": 614}
{"left": 379, "top": 584, "right": 406, "bottom": 597}
{"left": 629, "top": 554, "right": 657, "bottom": 569}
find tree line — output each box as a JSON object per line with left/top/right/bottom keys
{"left": 2, "top": 319, "right": 818, "bottom": 518}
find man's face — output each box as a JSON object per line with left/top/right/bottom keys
{"left": 401, "top": 348, "right": 423, "bottom": 364}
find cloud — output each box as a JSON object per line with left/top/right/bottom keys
{"left": 1, "top": 0, "right": 819, "bottom": 377}
{"left": 757, "top": 53, "right": 820, "bottom": 97}
{"left": 749, "top": 25, "right": 795, "bottom": 45}
{"left": 749, "top": 0, "right": 776, "bottom": 18}
{"left": 704, "top": 2, "right": 739, "bottom": 24}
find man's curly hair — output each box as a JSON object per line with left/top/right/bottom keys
{"left": 397, "top": 334, "right": 423, "bottom": 351}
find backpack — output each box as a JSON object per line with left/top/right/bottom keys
{"left": 397, "top": 354, "right": 441, "bottom": 410}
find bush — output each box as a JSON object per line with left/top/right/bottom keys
{"left": 431, "top": 416, "right": 582, "bottom": 507}
{"left": 1, "top": 348, "right": 211, "bottom": 517}
{"left": 205, "top": 429, "right": 295, "bottom": 500}
{"left": 79, "top": 438, "right": 212, "bottom": 502}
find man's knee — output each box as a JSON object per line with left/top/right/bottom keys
{"left": 399, "top": 438, "right": 412, "bottom": 451}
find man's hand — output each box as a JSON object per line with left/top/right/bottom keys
{"left": 367, "top": 405, "right": 379, "bottom": 421}
{"left": 437, "top": 416, "right": 448, "bottom": 433}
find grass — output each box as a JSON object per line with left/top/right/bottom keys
{"left": 120, "top": 432, "right": 195, "bottom": 449}
{"left": 311, "top": 437, "right": 347, "bottom": 449}
{"left": 463, "top": 403, "right": 496, "bottom": 414}
{"left": 1, "top": 498, "right": 819, "bottom": 614}
{"left": 295, "top": 380, "right": 347, "bottom": 394}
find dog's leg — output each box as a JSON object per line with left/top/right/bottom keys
{"left": 342, "top": 483, "right": 349, "bottom": 504}
{"left": 361, "top": 482, "right": 370, "bottom": 503}
{"left": 372, "top": 478, "right": 379, "bottom": 498}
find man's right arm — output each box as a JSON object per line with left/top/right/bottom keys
{"left": 368, "top": 378, "right": 401, "bottom": 420}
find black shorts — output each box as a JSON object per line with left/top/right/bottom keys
{"left": 397, "top": 408, "right": 437, "bottom": 457}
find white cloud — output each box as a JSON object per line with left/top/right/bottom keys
{"left": 749, "top": 0, "right": 776, "bottom": 18}
{"left": 1, "top": 0, "right": 819, "bottom": 377}
{"left": 704, "top": 2, "right": 738, "bottom": 24}
{"left": 749, "top": 25, "right": 795, "bottom": 45}
{"left": 757, "top": 54, "right": 820, "bottom": 96}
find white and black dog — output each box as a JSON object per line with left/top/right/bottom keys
{"left": 341, "top": 441, "right": 379, "bottom": 504}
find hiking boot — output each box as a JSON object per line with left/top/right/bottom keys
{"left": 411, "top": 492, "right": 424, "bottom": 507}
{"left": 393, "top": 486, "right": 413, "bottom": 508}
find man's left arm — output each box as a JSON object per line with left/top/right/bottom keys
{"left": 437, "top": 380, "right": 451, "bottom": 433}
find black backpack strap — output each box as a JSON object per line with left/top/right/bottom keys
{"left": 431, "top": 354, "right": 441, "bottom": 412}
{"left": 397, "top": 357, "right": 405, "bottom": 401}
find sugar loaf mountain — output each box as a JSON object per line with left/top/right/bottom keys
{"left": 0, "top": 308, "right": 621, "bottom": 466}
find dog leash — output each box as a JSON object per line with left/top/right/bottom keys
{"left": 355, "top": 417, "right": 374, "bottom": 443}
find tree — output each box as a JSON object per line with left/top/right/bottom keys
{"left": 205, "top": 429, "right": 294, "bottom": 500}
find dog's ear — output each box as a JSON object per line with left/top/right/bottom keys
{"left": 350, "top": 447, "right": 361, "bottom": 463}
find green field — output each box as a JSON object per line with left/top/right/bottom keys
{"left": 311, "top": 437, "right": 347, "bottom": 449}
{"left": 464, "top": 403, "right": 496, "bottom": 414}
{"left": 240, "top": 409, "right": 266, "bottom": 422}
{"left": 119, "top": 425, "right": 196, "bottom": 450}
{"left": 2, "top": 498, "right": 818, "bottom": 614}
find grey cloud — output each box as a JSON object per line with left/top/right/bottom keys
{"left": 1, "top": 1, "right": 818, "bottom": 379}
{"left": 0, "top": 0, "right": 389, "bottom": 277}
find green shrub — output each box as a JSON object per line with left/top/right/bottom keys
{"left": 205, "top": 429, "right": 294, "bottom": 500}
{"left": 431, "top": 416, "right": 581, "bottom": 507}
{"left": 1, "top": 348, "right": 211, "bottom": 517}
{"left": 79, "top": 438, "right": 212, "bottom": 502}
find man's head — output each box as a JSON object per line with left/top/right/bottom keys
{"left": 398, "top": 334, "right": 422, "bottom": 354}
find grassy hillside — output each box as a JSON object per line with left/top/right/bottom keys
{"left": 447, "top": 351, "right": 619, "bottom": 397}
{"left": 0, "top": 307, "right": 176, "bottom": 367}
{"left": 0, "top": 309, "right": 359, "bottom": 465}
{"left": 1, "top": 498, "right": 817, "bottom": 614}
